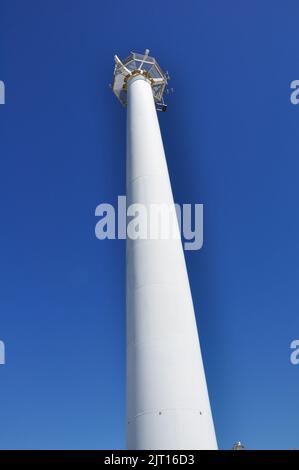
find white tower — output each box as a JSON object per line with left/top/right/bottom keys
{"left": 112, "top": 51, "right": 217, "bottom": 450}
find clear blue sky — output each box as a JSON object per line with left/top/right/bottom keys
{"left": 0, "top": 0, "right": 299, "bottom": 450}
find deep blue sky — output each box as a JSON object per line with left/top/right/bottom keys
{"left": 1, "top": 0, "right": 299, "bottom": 450}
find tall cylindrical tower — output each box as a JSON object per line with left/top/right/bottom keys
{"left": 112, "top": 51, "right": 217, "bottom": 450}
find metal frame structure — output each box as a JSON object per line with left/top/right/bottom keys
{"left": 112, "top": 49, "right": 168, "bottom": 111}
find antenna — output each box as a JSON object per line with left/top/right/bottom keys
{"left": 138, "top": 48, "right": 150, "bottom": 70}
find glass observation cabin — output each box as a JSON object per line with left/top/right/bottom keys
{"left": 112, "top": 50, "right": 169, "bottom": 112}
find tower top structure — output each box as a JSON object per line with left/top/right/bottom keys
{"left": 112, "top": 49, "right": 168, "bottom": 111}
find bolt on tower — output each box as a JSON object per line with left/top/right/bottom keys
{"left": 112, "top": 50, "right": 217, "bottom": 450}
